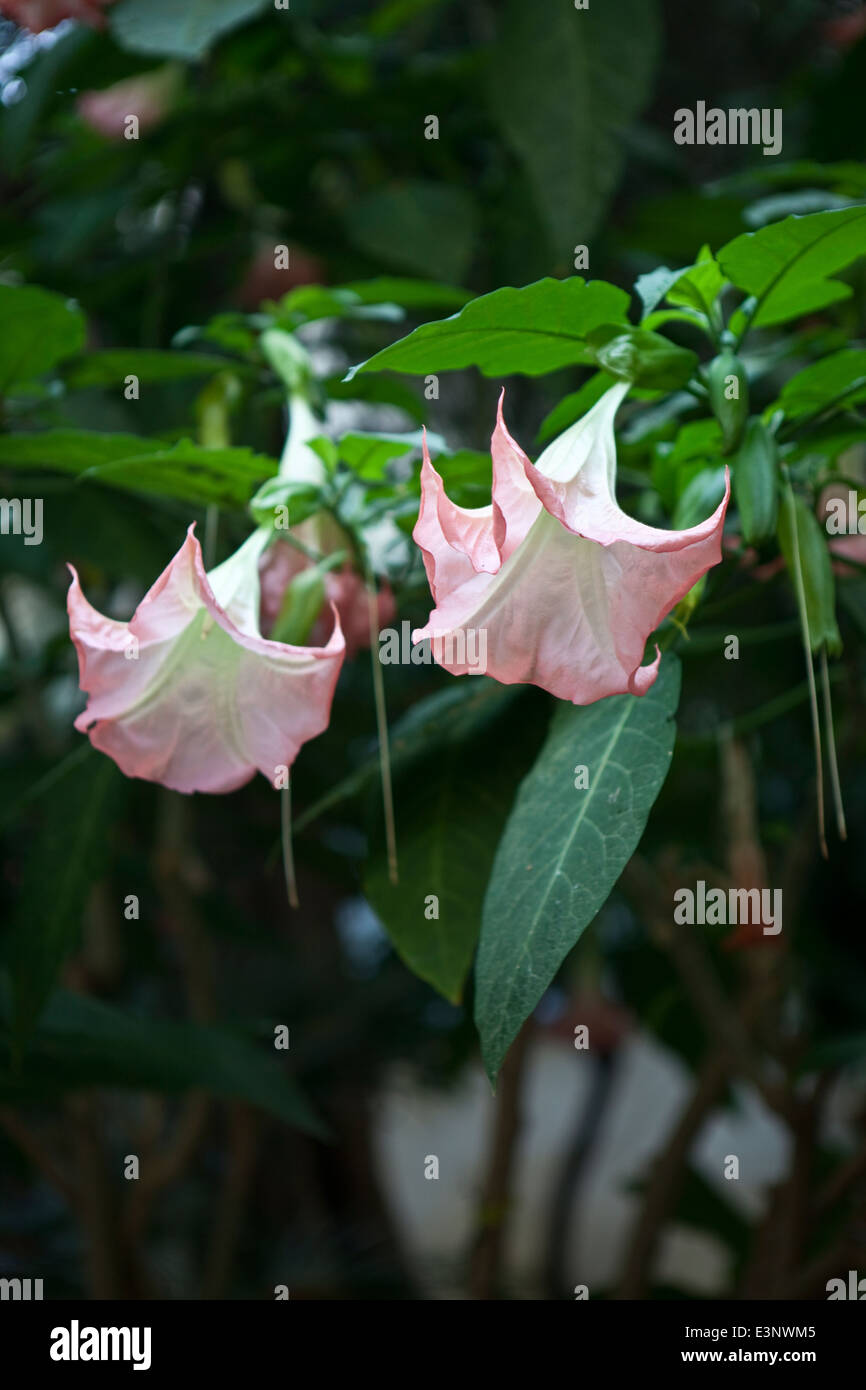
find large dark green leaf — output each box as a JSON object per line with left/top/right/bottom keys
{"left": 0, "top": 979, "right": 323, "bottom": 1135}
{"left": 476, "top": 654, "right": 681, "bottom": 1081}
{"left": 537, "top": 372, "right": 620, "bottom": 443}
{"left": 273, "top": 286, "right": 405, "bottom": 329}
{"left": 718, "top": 206, "right": 866, "bottom": 328}
{"left": 4, "top": 750, "right": 124, "bottom": 1052}
{"left": 775, "top": 348, "right": 866, "bottom": 420}
{"left": 334, "top": 428, "right": 439, "bottom": 481}
{"left": 347, "top": 182, "right": 478, "bottom": 285}
{"left": 0, "top": 284, "right": 85, "bottom": 392}
{"left": 64, "top": 350, "right": 231, "bottom": 389}
{"left": 365, "top": 682, "right": 543, "bottom": 1003}
{"left": 339, "top": 278, "right": 471, "bottom": 311}
{"left": 110, "top": 0, "right": 270, "bottom": 60}
{"left": 0, "top": 430, "right": 275, "bottom": 509}
{"left": 587, "top": 325, "right": 697, "bottom": 390}
{"left": 486, "top": 0, "right": 660, "bottom": 254}
{"left": 295, "top": 681, "right": 522, "bottom": 835}
{"left": 347, "top": 278, "right": 630, "bottom": 379}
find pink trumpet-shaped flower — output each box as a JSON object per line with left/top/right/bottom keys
{"left": 413, "top": 383, "right": 729, "bottom": 704}
{"left": 259, "top": 535, "right": 396, "bottom": 658}
{"left": 77, "top": 68, "right": 178, "bottom": 141}
{"left": 0, "top": 0, "right": 114, "bottom": 31}
{"left": 68, "top": 525, "right": 345, "bottom": 794}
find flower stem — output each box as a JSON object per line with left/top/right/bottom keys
{"left": 281, "top": 781, "right": 299, "bottom": 909}
{"left": 820, "top": 646, "right": 847, "bottom": 842}
{"left": 782, "top": 472, "right": 827, "bottom": 858}
{"left": 203, "top": 504, "right": 219, "bottom": 569}
{"left": 365, "top": 569, "right": 398, "bottom": 885}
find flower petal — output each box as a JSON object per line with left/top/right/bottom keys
{"left": 414, "top": 510, "right": 665, "bottom": 703}
{"left": 525, "top": 381, "right": 729, "bottom": 554}
{"left": 412, "top": 436, "right": 498, "bottom": 602}
{"left": 491, "top": 391, "right": 542, "bottom": 562}
{"left": 69, "top": 527, "right": 345, "bottom": 793}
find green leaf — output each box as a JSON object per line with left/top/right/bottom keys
{"left": 537, "top": 372, "right": 620, "bottom": 444}
{"left": 636, "top": 250, "right": 724, "bottom": 335}
{"left": 249, "top": 477, "right": 326, "bottom": 529}
{"left": 641, "top": 307, "right": 708, "bottom": 334}
{"left": 347, "top": 182, "right": 478, "bottom": 285}
{"left": 0, "top": 284, "right": 85, "bottom": 392}
{"left": 635, "top": 267, "right": 690, "bottom": 319}
{"left": 475, "top": 654, "right": 681, "bottom": 1081}
{"left": 339, "top": 278, "right": 471, "bottom": 310}
{"left": 0, "top": 979, "right": 323, "bottom": 1135}
{"left": 704, "top": 351, "right": 749, "bottom": 454}
{"left": 718, "top": 206, "right": 866, "bottom": 329}
{"left": 4, "top": 751, "right": 123, "bottom": 1052}
{"left": 0, "top": 430, "right": 275, "bottom": 508}
{"left": 335, "top": 428, "right": 439, "bottom": 481}
{"left": 667, "top": 418, "right": 725, "bottom": 466}
{"left": 666, "top": 246, "right": 726, "bottom": 319}
{"left": 347, "top": 278, "right": 630, "bottom": 380}
{"left": 486, "top": 0, "right": 660, "bottom": 253}
{"left": 742, "top": 189, "right": 853, "bottom": 228}
{"left": 427, "top": 448, "right": 492, "bottom": 509}
{"left": 110, "top": 0, "right": 269, "bottom": 61}
{"left": 0, "top": 428, "right": 153, "bottom": 474}
{"left": 295, "top": 680, "right": 520, "bottom": 835}
{"left": 587, "top": 325, "right": 698, "bottom": 390}
{"left": 273, "top": 286, "right": 405, "bottom": 329}
{"left": 673, "top": 465, "right": 727, "bottom": 530}
{"left": 777, "top": 493, "right": 842, "bottom": 655}
{"left": 63, "top": 349, "right": 231, "bottom": 389}
{"left": 366, "top": 682, "right": 541, "bottom": 1003}
{"left": 775, "top": 349, "right": 866, "bottom": 421}
{"left": 733, "top": 419, "right": 779, "bottom": 543}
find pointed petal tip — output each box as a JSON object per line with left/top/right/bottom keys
{"left": 629, "top": 645, "right": 662, "bottom": 696}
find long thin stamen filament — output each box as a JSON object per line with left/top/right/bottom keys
{"left": 203, "top": 504, "right": 219, "bottom": 569}
{"left": 281, "top": 780, "right": 299, "bottom": 909}
{"left": 820, "top": 646, "right": 847, "bottom": 842}
{"left": 783, "top": 476, "right": 827, "bottom": 858}
{"left": 366, "top": 571, "right": 398, "bottom": 885}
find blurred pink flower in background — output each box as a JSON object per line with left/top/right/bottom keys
{"left": 819, "top": 482, "right": 866, "bottom": 573}
{"left": 0, "top": 0, "right": 114, "bottom": 31}
{"left": 235, "top": 243, "right": 326, "bottom": 311}
{"left": 259, "top": 535, "right": 395, "bottom": 660}
{"left": 77, "top": 67, "right": 179, "bottom": 140}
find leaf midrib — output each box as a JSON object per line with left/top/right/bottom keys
{"left": 748, "top": 208, "right": 866, "bottom": 316}
{"left": 495, "top": 696, "right": 634, "bottom": 1015}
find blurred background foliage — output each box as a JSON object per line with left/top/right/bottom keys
{"left": 0, "top": 0, "right": 865, "bottom": 1300}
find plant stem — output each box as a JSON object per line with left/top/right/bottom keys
{"left": 469, "top": 1021, "right": 533, "bottom": 1299}
{"left": 366, "top": 569, "right": 398, "bottom": 885}
{"left": 203, "top": 504, "right": 219, "bottom": 568}
{"left": 281, "top": 780, "right": 299, "bottom": 909}
{"left": 820, "top": 647, "right": 847, "bottom": 842}
{"left": 782, "top": 471, "right": 828, "bottom": 858}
